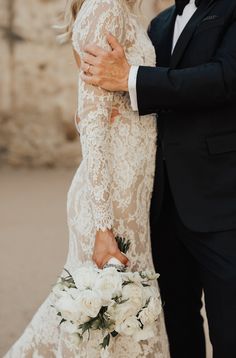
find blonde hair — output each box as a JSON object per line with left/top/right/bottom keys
{"left": 59, "top": 0, "right": 142, "bottom": 43}
{"left": 56, "top": 0, "right": 85, "bottom": 43}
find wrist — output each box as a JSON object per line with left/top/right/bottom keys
{"left": 96, "top": 228, "right": 113, "bottom": 239}
{"left": 121, "top": 64, "right": 131, "bottom": 92}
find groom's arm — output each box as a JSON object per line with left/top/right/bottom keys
{"left": 79, "top": 17, "right": 236, "bottom": 114}
{"left": 137, "top": 62, "right": 228, "bottom": 115}
{"left": 138, "top": 13, "right": 236, "bottom": 114}
{"left": 137, "top": 15, "right": 236, "bottom": 114}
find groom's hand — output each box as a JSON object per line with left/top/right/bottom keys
{"left": 80, "top": 33, "right": 131, "bottom": 92}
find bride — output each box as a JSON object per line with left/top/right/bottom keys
{"left": 4, "top": 0, "right": 169, "bottom": 356}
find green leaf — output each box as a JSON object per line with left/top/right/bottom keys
{"left": 63, "top": 268, "right": 72, "bottom": 277}
{"left": 137, "top": 318, "right": 144, "bottom": 329}
{"left": 101, "top": 334, "right": 110, "bottom": 349}
{"left": 122, "top": 280, "right": 133, "bottom": 286}
{"left": 115, "top": 236, "right": 131, "bottom": 254}
{"left": 59, "top": 318, "right": 66, "bottom": 326}
{"left": 79, "top": 322, "right": 91, "bottom": 335}
{"left": 78, "top": 316, "right": 99, "bottom": 334}
{"left": 118, "top": 298, "right": 129, "bottom": 304}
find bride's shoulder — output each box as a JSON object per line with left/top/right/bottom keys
{"left": 81, "top": 0, "right": 127, "bottom": 23}
{"left": 72, "top": 0, "right": 126, "bottom": 45}
{"left": 90, "top": 0, "right": 127, "bottom": 14}
{"left": 90, "top": 0, "right": 123, "bottom": 8}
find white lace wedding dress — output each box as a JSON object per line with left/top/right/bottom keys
{"left": 4, "top": 0, "right": 170, "bottom": 357}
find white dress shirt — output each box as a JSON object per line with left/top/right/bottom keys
{"left": 128, "top": 0, "right": 198, "bottom": 111}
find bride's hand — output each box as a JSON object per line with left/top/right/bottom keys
{"left": 92, "top": 229, "right": 129, "bottom": 269}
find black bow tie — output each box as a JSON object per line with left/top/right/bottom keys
{"left": 176, "top": 0, "right": 202, "bottom": 15}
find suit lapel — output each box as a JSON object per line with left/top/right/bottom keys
{"left": 170, "top": 0, "right": 217, "bottom": 68}
{"left": 155, "top": 7, "right": 177, "bottom": 67}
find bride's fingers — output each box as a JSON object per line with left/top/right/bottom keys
{"left": 114, "top": 252, "right": 129, "bottom": 266}
{"left": 92, "top": 256, "right": 102, "bottom": 269}
{"left": 84, "top": 44, "right": 106, "bottom": 57}
{"left": 93, "top": 254, "right": 112, "bottom": 269}
{"left": 97, "top": 253, "right": 129, "bottom": 270}
{"left": 100, "top": 255, "right": 113, "bottom": 269}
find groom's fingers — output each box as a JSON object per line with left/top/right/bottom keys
{"left": 83, "top": 53, "right": 98, "bottom": 66}
{"left": 106, "top": 32, "right": 123, "bottom": 53}
{"left": 84, "top": 44, "right": 109, "bottom": 57}
{"left": 81, "top": 62, "right": 97, "bottom": 75}
{"left": 81, "top": 73, "right": 99, "bottom": 86}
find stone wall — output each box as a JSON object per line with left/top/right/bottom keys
{"left": 0, "top": 0, "right": 174, "bottom": 167}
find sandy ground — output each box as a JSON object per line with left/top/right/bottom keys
{"left": 0, "top": 168, "right": 212, "bottom": 357}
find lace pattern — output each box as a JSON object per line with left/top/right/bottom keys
{"left": 4, "top": 0, "right": 170, "bottom": 357}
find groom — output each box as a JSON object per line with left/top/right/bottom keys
{"left": 77, "top": 0, "right": 236, "bottom": 357}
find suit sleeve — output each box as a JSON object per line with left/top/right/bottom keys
{"left": 137, "top": 17, "right": 236, "bottom": 115}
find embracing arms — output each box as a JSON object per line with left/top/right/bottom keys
{"left": 79, "top": 16, "right": 236, "bottom": 115}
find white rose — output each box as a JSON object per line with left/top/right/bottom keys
{"left": 140, "top": 271, "right": 160, "bottom": 281}
{"left": 67, "top": 288, "right": 81, "bottom": 300}
{"left": 122, "top": 283, "right": 143, "bottom": 310}
{"left": 133, "top": 324, "right": 156, "bottom": 342}
{"left": 95, "top": 267, "right": 122, "bottom": 303}
{"left": 138, "top": 307, "right": 153, "bottom": 325}
{"left": 121, "top": 272, "right": 143, "bottom": 285}
{"left": 71, "top": 332, "right": 83, "bottom": 346}
{"left": 75, "top": 289, "right": 102, "bottom": 318}
{"left": 55, "top": 295, "right": 81, "bottom": 322}
{"left": 60, "top": 321, "right": 78, "bottom": 334}
{"left": 138, "top": 296, "right": 162, "bottom": 325}
{"left": 72, "top": 266, "right": 98, "bottom": 290}
{"left": 139, "top": 306, "right": 157, "bottom": 325}
{"left": 116, "top": 316, "right": 141, "bottom": 336}
{"left": 101, "top": 347, "right": 110, "bottom": 358}
{"left": 148, "top": 296, "right": 162, "bottom": 319}
{"left": 106, "top": 301, "right": 118, "bottom": 318}
{"left": 142, "top": 285, "right": 160, "bottom": 305}
{"left": 112, "top": 301, "right": 138, "bottom": 325}
{"left": 52, "top": 282, "right": 68, "bottom": 298}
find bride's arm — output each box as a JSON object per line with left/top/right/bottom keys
{"left": 74, "top": 0, "right": 128, "bottom": 267}
{"left": 74, "top": 0, "right": 124, "bottom": 232}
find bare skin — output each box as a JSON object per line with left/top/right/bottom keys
{"left": 72, "top": 48, "right": 128, "bottom": 269}
{"left": 79, "top": 33, "right": 130, "bottom": 92}
{"left": 73, "top": 46, "right": 120, "bottom": 124}
{"left": 93, "top": 229, "right": 129, "bottom": 269}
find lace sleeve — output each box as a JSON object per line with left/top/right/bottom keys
{"left": 72, "top": 0, "right": 125, "bottom": 231}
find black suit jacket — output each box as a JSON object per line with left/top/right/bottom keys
{"left": 137, "top": 0, "right": 236, "bottom": 232}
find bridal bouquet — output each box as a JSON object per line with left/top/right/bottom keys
{"left": 53, "top": 237, "right": 162, "bottom": 355}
